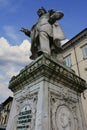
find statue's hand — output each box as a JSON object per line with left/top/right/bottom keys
{"left": 20, "top": 28, "right": 30, "bottom": 37}
{"left": 20, "top": 27, "right": 28, "bottom": 33}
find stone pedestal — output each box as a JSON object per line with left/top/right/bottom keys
{"left": 7, "top": 54, "right": 87, "bottom": 130}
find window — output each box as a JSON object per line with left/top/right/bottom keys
{"left": 82, "top": 44, "right": 87, "bottom": 59}
{"left": 64, "top": 55, "right": 72, "bottom": 67}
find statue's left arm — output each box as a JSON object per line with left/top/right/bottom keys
{"left": 48, "top": 11, "right": 64, "bottom": 24}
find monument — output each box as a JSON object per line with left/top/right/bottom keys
{"left": 7, "top": 7, "right": 87, "bottom": 130}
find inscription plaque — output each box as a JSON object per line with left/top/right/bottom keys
{"left": 17, "top": 105, "right": 32, "bottom": 130}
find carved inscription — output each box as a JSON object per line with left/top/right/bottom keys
{"left": 17, "top": 105, "right": 32, "bottom": 130}
{"left": 16, "top": 95, "right": 37, "bottom": 130}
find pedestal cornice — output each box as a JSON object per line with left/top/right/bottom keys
{"left": 8, "top": 54, "right": 87, "bottom": 93}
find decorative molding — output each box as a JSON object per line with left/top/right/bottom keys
{"left": 9, "top": 54, "right": 86, "bottom": 93}
{"left": 50, "top": 93, "right": 78, "bottom": 130}
{"left": 50, "top": 87, "right": 78, "bottom": 104}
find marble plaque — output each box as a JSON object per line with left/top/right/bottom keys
{"left": 17, "top": 105, "right": 32, "bottom": 130}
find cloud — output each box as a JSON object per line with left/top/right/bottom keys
{"left": 0, "top": 37, "right": 31, "bottom": 103}
{"left": 0, "top": 37, "right": 31, "bottom": 65}
{"left": 0, "top": 82, "right": 13, "bottom": 103}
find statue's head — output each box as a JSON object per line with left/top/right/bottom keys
{"left": 37, "top": 7, "right": 47, "bottom": 17}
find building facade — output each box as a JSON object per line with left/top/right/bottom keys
{"left": 62, "top": 28, "right": 87, "bottom": 126}
{"left": 62, "top": 28, "right": 87, "bottom": 82}
{"left": 0, "top": 97, "right": 13, "bottom": 130}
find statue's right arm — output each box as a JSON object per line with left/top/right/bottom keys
{"left": 20, "top": 27, "right": 31, "bottom": 37}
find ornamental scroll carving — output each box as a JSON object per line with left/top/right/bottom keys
{"left": 52, "top": 104, "right": 75, "bottom": 130}
{"left": 50, "top": 92, "right": 78, "bottom": 130}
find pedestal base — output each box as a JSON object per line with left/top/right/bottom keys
{"left": 7, "top": 54, "right": 87, "bottom": 130}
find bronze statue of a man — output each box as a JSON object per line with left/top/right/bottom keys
{"left": 21, "top": 7, "right": 65, "bottom": 60}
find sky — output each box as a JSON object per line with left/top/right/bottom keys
{"left": 0, "top": 0, "right": 87, "bottom": 103}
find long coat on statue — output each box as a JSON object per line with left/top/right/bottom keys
{"left": 30, "top": 12, "right": 65, "bottom": 59}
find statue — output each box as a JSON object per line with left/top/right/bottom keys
{"left": 20, "top": 7, "right": 65, "bottom": 60}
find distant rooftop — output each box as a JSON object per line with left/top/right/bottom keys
{"left": 2, "top": 96, "right": 13, "bottom": 106}
{"left": 62, "top": 28, "right": 87, "bottom": 50}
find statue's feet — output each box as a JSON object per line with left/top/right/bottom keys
{"left": 37, "top": 50, "right": 43, "bottom": 56}
{"left": 30, "top": 51, "right": 50, "bottom": 60}
{"left": 30, "top": 51, "right": 43, "bottom": 60}
{"left": 30, "top": 53, "right": 38, "bottom": 60}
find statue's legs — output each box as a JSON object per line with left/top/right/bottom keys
{"left": 38, "top": 31, "right": 51, "bottom": 55}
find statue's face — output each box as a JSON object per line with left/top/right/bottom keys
{"left": 37, "top": 9, "right": 46, "bottom": 17}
